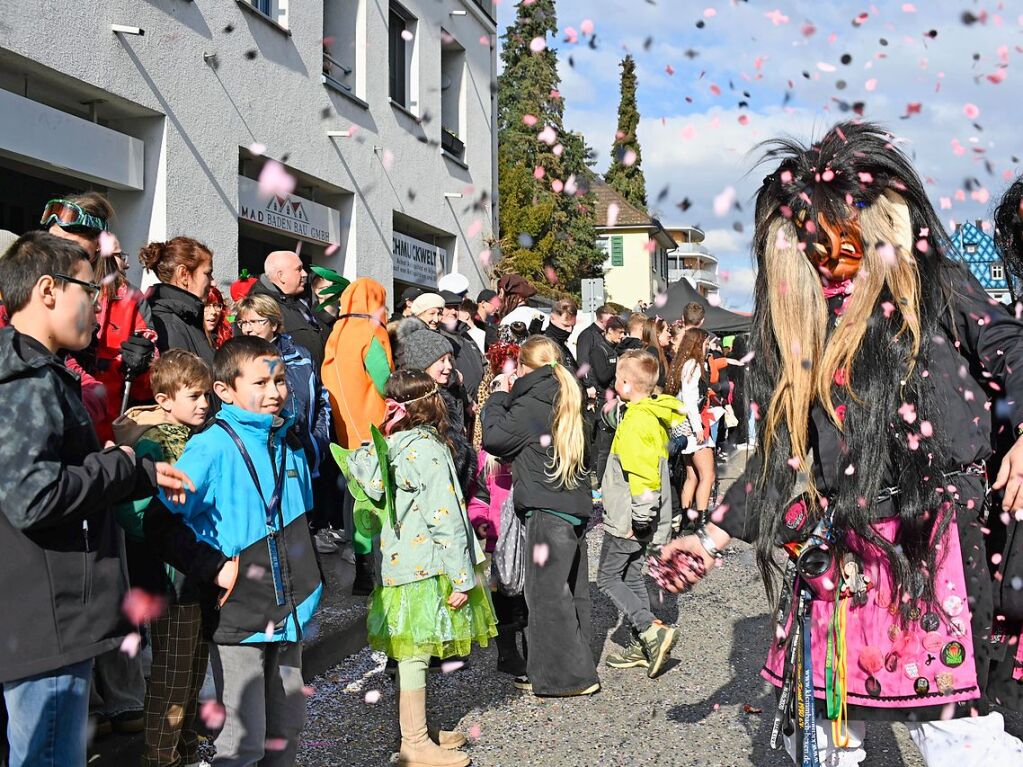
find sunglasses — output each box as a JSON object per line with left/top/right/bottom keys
{"left": 53, "top": 273, "right": 102, "bottom": 306}
{"left": 40, "top": 199, "right": 108, "bottom": 233}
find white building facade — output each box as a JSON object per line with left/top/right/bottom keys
{"left": 0, "top": 0, "right": 497, "bottom": 304}
{"left": 664, "top": 225, "right": 720, "bottom": 301}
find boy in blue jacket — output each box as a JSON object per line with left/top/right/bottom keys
{"left": 164, "top": 335, "right": 323, "bottom": 767}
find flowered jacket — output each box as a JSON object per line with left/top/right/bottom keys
{"left": 347, "top": 426, "right": 484, "bottom": 592}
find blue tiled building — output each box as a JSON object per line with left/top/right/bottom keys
{"left": 949, "top": 220, "right": 1012, "bottom": 303}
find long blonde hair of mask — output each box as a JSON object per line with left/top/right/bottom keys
{"left": 518, "top": 335, "right": 586, "bottom": 490}
{"left": 761, "top": 191, "right": 922, "bottom": 476}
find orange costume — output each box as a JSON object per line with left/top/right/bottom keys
{"left": 321, "top": 278, "right": 394, "bottom": 449}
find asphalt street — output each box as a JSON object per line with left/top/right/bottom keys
{"left": 296, "top": 513, "right": 1023, "bottom": 766}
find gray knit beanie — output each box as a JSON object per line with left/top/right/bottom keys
{"left": 395, "top": 317, "right": 453, "bottom": 371}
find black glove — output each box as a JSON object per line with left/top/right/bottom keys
{"left": 120, "top": 335, "right": 156, "bottom": 379}
{"left": 631, "top": 519, "right": 654, "bottom": 543}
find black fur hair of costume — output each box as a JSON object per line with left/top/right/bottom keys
{"left": 994, "top": 175, "right": 1023, "bottom": 302}
{"left": 747, "top": 121, "right": 961, "bottom": 617}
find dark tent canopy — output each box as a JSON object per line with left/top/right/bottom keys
{"left": 643, "top": 278, "right": 752, "bottom": 335}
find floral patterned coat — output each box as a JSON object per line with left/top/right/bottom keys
{"left": 347, "top": 426, "right": 485, "bottom": 592}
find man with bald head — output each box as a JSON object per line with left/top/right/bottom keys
{"left": 249, "top": 249, "right": 327, "bottom": 367}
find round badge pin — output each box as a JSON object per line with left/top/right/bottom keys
{"left": 913, "top": 677, "right": 930, "bottom": 695}
{"left": 908, "top": 606, "right": 922, "bottom": 621}
{"left": 940, "top": 641, "right": 965, "bottom": 668}
{"left": 943, "top": 595, "right": 964, "bottom": 618}
{"left": 922, "top": 632, "right": 945, "bottom": 654}
{"left": 884, "top": 652, "right": 899, "bottom": 673}
{"left": 904, "top": 661, "right": 920, "bottom": 679}
{"left": 865, "top": 676, "right": 882, "bottom": 697}
{"left": 887, "top": 623, "right": 902, "bottom": 642}
{"left": 920, "top": 612, "right": 940, "bottom": 632}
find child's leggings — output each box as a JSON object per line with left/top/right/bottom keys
{"left": 397, "top": 654, "right": 431, "bottom": 691}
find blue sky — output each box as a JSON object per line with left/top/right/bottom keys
{"left": 495, "top": 0, "right": 1023, "bottom": 309}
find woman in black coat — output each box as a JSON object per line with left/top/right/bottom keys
{"left": 140, "top": 237, "right": 215, "bottom": 364}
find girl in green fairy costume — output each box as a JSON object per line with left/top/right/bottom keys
{"left": 334, "top": 369, "right": 496, "bottom": 767}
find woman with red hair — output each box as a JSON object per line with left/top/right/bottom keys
{"left": 203, "top": 285, "right": 232, "bottom": 350}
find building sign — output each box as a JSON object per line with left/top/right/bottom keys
{"left": 237, "top": 176, "right": 340, "bottom": 245}
{"left": 392, "top": 231, "right": 446, "bottom": 287}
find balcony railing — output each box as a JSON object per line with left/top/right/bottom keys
{"left": 669, "top": 242, "right": 714, "bottom": 259}
{"left": 322, "top": 48, "right": 352, "bottom": 92}
{"left": 670, "top": 268, "right": 720, "bottom": 286}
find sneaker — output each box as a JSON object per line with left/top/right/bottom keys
{"left": 512, "top": 674, "right": 532, "bottom": 691}
{"left": 314, "top": 530, "right": 339, "bottom": 555}
{"left": 639, "top": 621, "right": 678, "bottom": 679}
{"left": 324, "top": 527, "right": 347, "bottom": 543}
{"left": 605, "top": 641, "right": 650, "bottom": 669}
{"left": 536, "top": 682, "right": 601, "bottom": 698}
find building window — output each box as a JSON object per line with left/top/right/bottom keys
{"left": 596, "top": 236, "right": 611, "bottom": 269}
{"left": 610, "top": 235, "right": 624, "bottom": 267}
{"left": 323, "top": 0, "right": 363, "bottom": 98}
{"left": 244, "top": 0, "right": 288, "bottom": 29}
{"left": 964, "top": 242, "right": 978, "bottom": 255}
{"left": 991, "top": 262, "right": 1005, "bottom": 281}
{"left": 440, "top": 36, "right": 466, "bottom": 161}
{"left": 389, "top": 4, "right": 417, "bottom": 110}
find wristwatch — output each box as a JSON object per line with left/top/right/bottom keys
{"left": 695, "top": 525, "right": 724, "bottom": 560}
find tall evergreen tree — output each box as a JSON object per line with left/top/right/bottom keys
{"left": 605, "top": 54, "right": 648, "bottom": 210}
{"left": 496, "top": 0, "right": 603, "bottom": 295}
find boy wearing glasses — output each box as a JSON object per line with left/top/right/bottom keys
{"left": 0, "top": 232, "right": 195, "bottom": 767}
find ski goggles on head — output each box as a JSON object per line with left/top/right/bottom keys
{"left": 40, "top": 199, "right": 108, "bottom": 233}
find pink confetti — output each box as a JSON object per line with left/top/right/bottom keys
{"left": 533, "top": 166, "right": 546, "bottom": 180}
{"left": 248, "top": 142, "right": 267, "bottom": 156}
{"left": 703, "top": 8, "right": 717, "bottom": 18}
{"left": 882, "top": 301, "right": 896, "bottom": 318}
{"left": 713, "top": 186, "right": 736, "bottom": 216}
{"left": 680, "top": 124, "right": 697, "bottom": 140}
{"left": 580, "top": 19, "right": 594, "bottom": 36}
{"left": 865, "top": 79, "right": 878, "bottom": 92}
{"left": 533, "top": 543, "right": 550, "bottom": 566}
{"left": 265, "top": 738, "right": 288, "bottom": 752}
{"left": 529, "top": 37, "right": 546, "bottom": 53}
{"left": 400, "top": 29, "right": 413, "bottom": 42}
{"left": 738, "top": 114, "right": 749, "bottom": 126}
{"left": 623, "top": 149, "right": 638, "bottom": 167}
{"left": 607, "top": 202, "right": 620, "bottom": 228}
{"left": 122, "top": 588, "right": 166, "bottom": 625}
{"left": 258, "top": 160, "right": 295, "bottom": 198}
{"left": 325, "top": 243, "right": 339, "bottom": 257}
{"left": 787, "top": 457, "right": 801, "bottom": 469}
{"left": 764, "top": 9, "right": 790, "bottom": 25}
{"left": 364, "top": 690, "right": 381, "bottom": 704}
{"left": 563, "top": 26, "right": 578, "bottom": 44}
{"left": 120, "top": 632, "right": 141, "bottom": 658}
{"left": 468, "top": 724, "right": 482, "bottom": 740}
{"left": 246, "top": 563, "right": 266, "bottom": 580}
{"left": 441, "top": 660, "right": 465, "bottom": 674}
{"left": 665, "top": 64, "right": 675, "bottom": 76}
{"left": 920, "top": 421, "right": 933, "bottom": 438}
{"left": 899, "top": 402, "right": 917, "bottom": 424}
{"left": 539, "top": 434, "right": 552, "bottom": 448}
{"left": 522, "top": 114, "right": 538, "bottom": 127}
{"left": 302, "top": 685, "right": 315, "bottom": 697}
{"left": 963, "top": 103, "right": 980, "bottom": 119}
{"left": 97, "top": 230, "right": 117, "bottom": 257}
{"left": 537, "top": 125, "right": 558, "bottom": 145}
{"left": 902, "top": 3, "right": 916, "bottom": 11}
{"left": 200, "top": 701, "right": 226, "bottom": 730}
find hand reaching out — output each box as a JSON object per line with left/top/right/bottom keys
{"left": 156, "top": 462, "right": 195, "bottom": 505}
{"left": 447, "top": 591, "right": 468, "bottom": 610}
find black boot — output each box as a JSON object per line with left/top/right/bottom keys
{"left": 352, "top": 552, "right": 375, "bottom": 596}
{"left": 496, "top": 627, "right": 527, "bottom": 677}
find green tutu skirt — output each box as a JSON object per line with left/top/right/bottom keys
{"left": 367, "top": 570, "right": 498, "bottom": 661}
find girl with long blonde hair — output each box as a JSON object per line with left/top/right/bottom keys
{"left": 481, "top": 335, "right": 599, "bottom": 697}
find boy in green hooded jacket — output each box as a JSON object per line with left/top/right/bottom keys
{"left": 596, "top": 350, "right": 685, "bottom": 679}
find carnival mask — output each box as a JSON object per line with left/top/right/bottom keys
{"left": 808, "top": 215, "right": 864, "bottom": 281}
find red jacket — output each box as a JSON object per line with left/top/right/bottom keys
{"left": 93, "top": 284, "right": 157, "bottom": 442}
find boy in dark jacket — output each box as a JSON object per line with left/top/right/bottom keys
{"left": 115, "top": 349, "right": 217, "bottom": 767}
{"left": 162, "top": 336, "right": 323, "bottom": 766}
{"left": 0, "top": 232, "right": 193, "bottom": 767}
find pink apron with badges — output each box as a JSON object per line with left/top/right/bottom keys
{"left": 763, "top": 514, "right": 980, "bottom": 709}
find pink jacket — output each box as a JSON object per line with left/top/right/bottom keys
{"left": 467, "top": 450, "right": 512, "bottom": 554}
